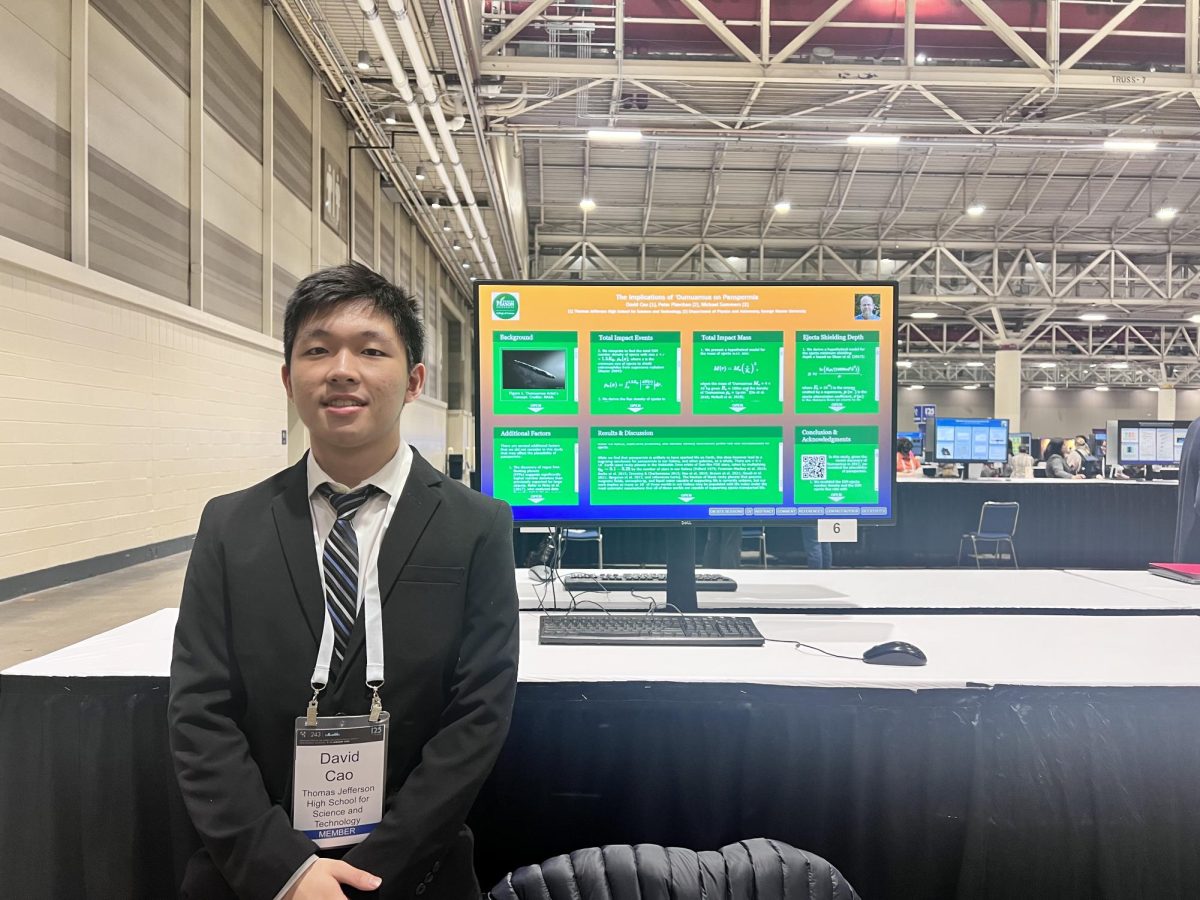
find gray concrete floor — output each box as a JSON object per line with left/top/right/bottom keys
{"left": 0, "top": 553, "right": 188, "bottom": 670}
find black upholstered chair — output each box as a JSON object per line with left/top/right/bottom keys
{"left": 488, "top": 838, "right": 860, "bottom": 900}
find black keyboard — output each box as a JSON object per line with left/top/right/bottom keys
{"left": 539, "top": 614, "right": 765, "bottom": 646}
{"left": 562, "top": 571, "right": 739, "bottom": 592}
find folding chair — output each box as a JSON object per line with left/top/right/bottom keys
{"left": 741, "top": 527, "right": 767, "bottom": 567}
{"left": 561, "top": 527, "right": 603, "bottom": 568}
{"left": 957, "top": 501, "right": 1019, "bottom": 568}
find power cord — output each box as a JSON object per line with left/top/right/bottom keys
{"left": 762, "top": 636, "right": 863, "bottom": 662}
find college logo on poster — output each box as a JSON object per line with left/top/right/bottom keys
{"left": 492, "top": 292, "right": 520, "bottom": 321}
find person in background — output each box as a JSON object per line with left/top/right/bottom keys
{"left": 1045, "top": 438, "right": 1083, "bottom": 479}
{"left": 800, "top": 525, "right": 833, "bottom": 569}
{"left": 936, "top": 462, "right": 960, "bottom": 478}
{"left": 1010, "top": 443, "right": 1035, "bottom": 479}
{"left": 1063, "top": 437, "right": 1084, "bottom": 475}
{"left": 1175, "top": 417, "right": 1200, "bottom": 561}
{"left": 896, "top": 437, "right": 922, "bottom": 475}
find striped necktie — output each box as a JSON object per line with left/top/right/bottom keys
{"left": 317, "top": 483, "right": 380, "bottom": 669}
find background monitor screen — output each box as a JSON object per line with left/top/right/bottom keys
{"left": 474, "top": 281, "right": 899, "bottom": 524}
{"left": 1114, "top": 420, "right": 1189, "bottom": 465}
{"left": 897, "top": 430, "right": 923, "bottom": 458}
{"left": 930, "top": 417, "right": 1010, "bottom": 463}
{"left": 1011, "top": 432, "right": 1032, "bottom": 455}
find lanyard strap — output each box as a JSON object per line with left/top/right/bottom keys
{"left": 307, "top": 485, "right": 401, "bottom": 723}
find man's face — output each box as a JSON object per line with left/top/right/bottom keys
{"left": 282, "top": 299, "right": 424, "bottom": 461}
{"left": 860, "top": 297, "right": 876, "bottom": 317}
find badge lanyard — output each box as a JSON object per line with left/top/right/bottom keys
{"left": 306, "top": 484, "right": 401, "bottom": 721}
{"left": 290, "top": 486, "right": 400, "bottom": 849}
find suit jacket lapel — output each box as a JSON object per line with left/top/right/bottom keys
{"left": 271, "top": 455, "right": 325, "bottom": 645}
{"left": 335, "top": 450, "right": 444, "bottom": 688}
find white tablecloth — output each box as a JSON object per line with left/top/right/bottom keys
{"left": 8, "top": 604, "right": 1200, "bottom": 692}
{"left": 522, "top": 567, "right": 1200, "bottom": 612}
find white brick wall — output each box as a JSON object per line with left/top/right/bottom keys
{"left": 0, "top": 239, "right": 286, "bottom": 580}
{"left": 0, "top": 236, "right": 454, "bottom": 583}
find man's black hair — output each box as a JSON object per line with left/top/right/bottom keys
{"left": 283, "top": 262, "right": 424, "bottom": 368}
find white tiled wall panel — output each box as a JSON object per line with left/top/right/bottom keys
{"left": 0, "top": 263, "right": 286, "bottom": 580}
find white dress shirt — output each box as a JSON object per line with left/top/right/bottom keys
{"left": 273, "top": 442, "right": 413, "bottom": 900}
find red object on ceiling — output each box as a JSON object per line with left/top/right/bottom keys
{"left": 504, "top": 1, "right": 1182, "bottom": 66}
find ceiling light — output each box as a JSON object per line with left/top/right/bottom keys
{"left": 910, "top": 311, "right": 939, "bottom": 319}
{"left": 1042, "top": 385, "right": 1057, "bottom": 391}
{"left": 587, "top": 129, "right": 643, "bottom": 142}
{"left": 1156, "top": 207, "right": 1178, "bottom": 221}
{"left": 579, "top": 197, "right": 596, "bottom": 212}
{"left": 461, "top": 262, "right": 470, "bottom": 268}
{"left": 1036, "top": 361, "right": 1057, "bottom": 369}
{"left": 915, "top": 52, "right": 927, "bottom": 64}
{"left": 442, "top": 218, "right": 452, "bottom": 232}
{"left": 1148, "top": 386, "right": 1160, "bottom": 392}
{"left": 897, "top": 360, "right": 913, "bottom": 368}
{"left": 1078, "top": 312, "right": 1108, "bottom": 322}
{"left": 357, "top": 49, "right": 372, "bottom": 70}
{"left": 414, "top": 165, "right": 426, "bottom": 181}
{"left": 966, "top": 203, "right": 986, "bottom": 217}
{"left": 1150, "top": 65, "right": 1158, "bottom": 73}
{"left": 452, "top": 240, "right": 462, "bottom": 250}
{"left": 1190, "top": 313, "right": 1200, "bottom": 323}
{"left": 965, "top": 361, "right": 984, "bottom": 367}
{"left": 1095, "top": 385, "right": 1110, "bottom": 392}
{"left": 431, "top": 197, "right": 442, "bottom": 209}
{"left": 963, "top": 384, "right": 981, "bottom": 390}
{"left": 846, "top": 133, "right": 901, "bottom": 147}
{"left": 1105, "top": 361, "right": 1130, "bottom": 369}
{"left": 908, "top": 384, "right": 925, "bottom": 390}
{"left": 383, "top": 106, "right": 399, "bottom": 125}
{"left": 773, "top": 199, "right": 791, "bottom": 214}
{"left": 1103, "top": 138, "right": 1157, "bottom": 152}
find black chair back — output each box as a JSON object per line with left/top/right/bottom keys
{"left": 489, "top": 838, "right": 859, "bottom": 900}
{"left": 978, "top": 501, "right": 1019, "bottom": 536}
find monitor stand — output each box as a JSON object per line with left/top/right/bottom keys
{"left": 664, "top": 525, "right": 699, "bottom": 613}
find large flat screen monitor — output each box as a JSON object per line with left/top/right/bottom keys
{"left": 474, "top": 280, "right": 899, "bottom": 608}
{"left": 927, "top": 417, "right": 1010, "bottom": 463}
{"left": 1110, "top": 419, "right": 1189, "bottom": 465}
{"left": 1011, "top": 432, "right": 1032, "bottom": 455}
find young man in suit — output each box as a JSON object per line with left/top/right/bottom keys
{"left": 169, "top": 263, "right": 519, "bottom": 900}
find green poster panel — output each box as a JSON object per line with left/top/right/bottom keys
{"left": 793, "top": 426, "right": 880, "bottom": 506}
{"left": 795, "top": 332, "right": 880, "bottom": 414}
{"left": 589, "top": 332, "right": 681, "bottom": 415}
{"left": 492, "top": 427, "right": 579, "bottom": 506}
{"left": 493, "top": 332, "right": 578, "bottom": 415}
{"left": 692, "top": 331, "right": 784, "bottom": 415}
{"left": 590, "top": 426, "right": 783, "bottom": 506}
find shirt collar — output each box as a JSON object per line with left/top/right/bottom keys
{"left": 306, "top": 442, "right": 412, "bottom": 499}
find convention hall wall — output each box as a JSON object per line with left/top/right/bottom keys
{"left": 0, "top": 0, "right": 461, "bottom": 588}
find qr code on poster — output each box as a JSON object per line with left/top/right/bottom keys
{"left": 800, "top": 455, "right": 827, "bottom": 480}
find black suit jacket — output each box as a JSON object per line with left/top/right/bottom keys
{"left": 168, "top": 449, "right": 519, "bottom": 900}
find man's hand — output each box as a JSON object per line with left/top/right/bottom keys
{"left": 284, "top": 859, "right": 382, "bottom": 898}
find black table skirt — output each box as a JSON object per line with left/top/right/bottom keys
{"left": 3, "top": 675, "right": 1200, "bottom": 900}
{"left": 518, "top": 482, "right": 1179, "bottom": 570}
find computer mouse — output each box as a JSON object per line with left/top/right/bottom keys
{"left": 862, "top": 641, "right": 927, "bottom": 666}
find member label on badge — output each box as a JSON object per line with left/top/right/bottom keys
{"left": 292, "top": 712, "right": 389, "bottom": 848}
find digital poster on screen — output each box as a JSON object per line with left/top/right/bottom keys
{"left": 475, "top": 282, "right": 898, "bottom": 524}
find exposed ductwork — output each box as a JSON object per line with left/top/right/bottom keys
{"left": 357, "top": 0, "right": 502, "bottom": 278}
